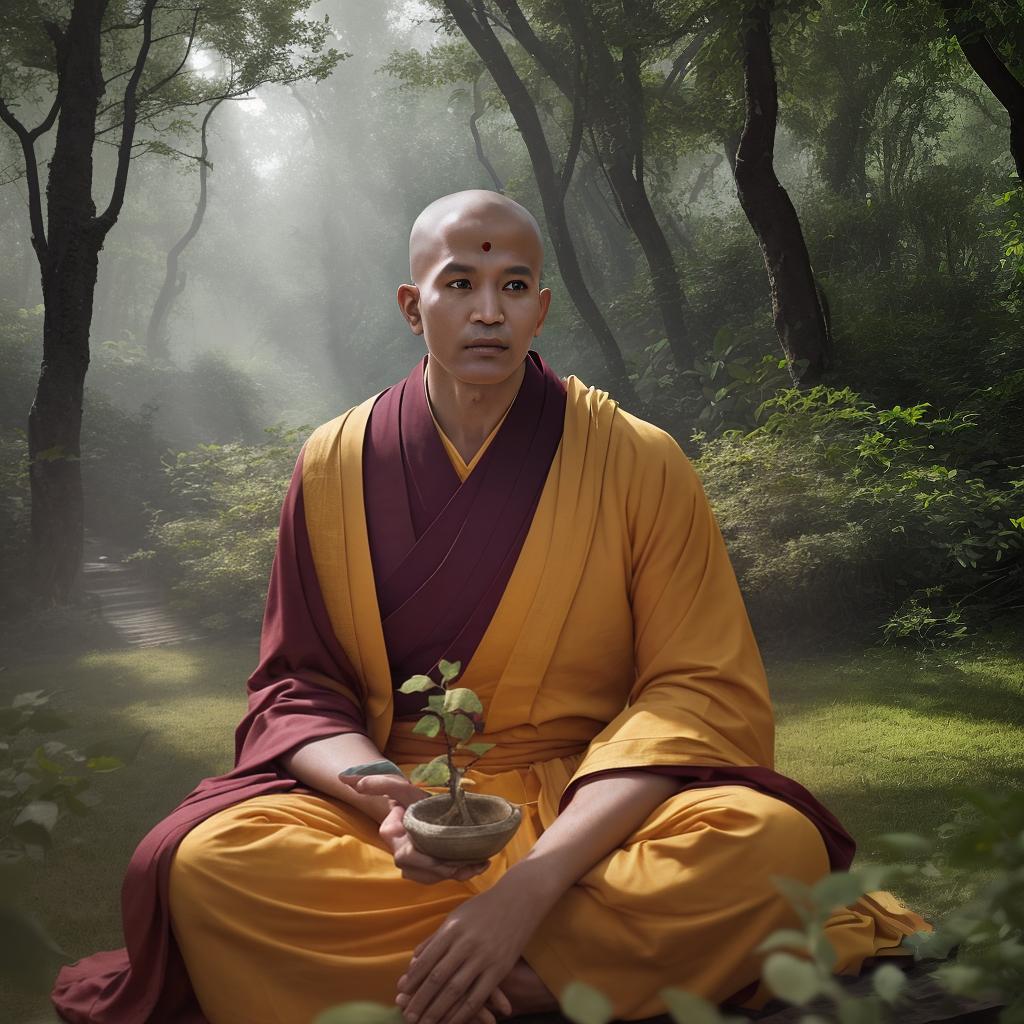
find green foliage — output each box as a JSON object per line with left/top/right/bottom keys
{"left": 680, "top": 327, "right": 804, "bottom": 434}
{"left": 140, "top": 424, "right": 306, "bottom": 633}
{"left": 561, "top": 979, "right": 615, "bottom": 1024}
{"left": 556, "top": 787, "right": 1024, "bottom": 1024}
{"left": 0, "top": 688, "right": 138, "bottom": 993}
{"left": 993, "top": 184, "right": 1024, "bottom": 307}
{"left": 695, "top": 385, "right": 1024, "bottom": 644}
{"left": 905, "top": 790, "right": 1024, "bottom": 1018}
{"left": 312, "top": 1005, "right": 401, "bottom": 1024}
{"left": 0, "top": 0, "right": 345, "bottom": 161}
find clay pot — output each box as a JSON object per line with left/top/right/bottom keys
{"left": 403, "top": 792, "right": 522, "bottom": 862}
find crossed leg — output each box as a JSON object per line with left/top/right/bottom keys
{"left": 170, "top": 783, "right": 904, "bottom": 1023}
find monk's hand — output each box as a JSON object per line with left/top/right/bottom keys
{"left": 395, "top": 884, "right": 542, "bottom": 1024}
{"left": 343, "top": 775, "right": 491, "bottom": 885}
{"left": 396, "top": 984, "right": 511, "bottom": 1024}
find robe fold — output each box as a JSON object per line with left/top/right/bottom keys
{"left": 52, "top": 354, "right": 928, "bottom": 1024}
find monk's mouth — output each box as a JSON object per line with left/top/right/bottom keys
{"left": 465, "top": 342, "right": 508, "bottom": 350}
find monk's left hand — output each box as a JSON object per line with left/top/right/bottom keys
{"left": 396, "top": 882, "right": 543, "bottom": 1024}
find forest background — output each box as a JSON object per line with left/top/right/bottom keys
{"left": 0, "top": 0, "right": 1022, "bottom": 1020}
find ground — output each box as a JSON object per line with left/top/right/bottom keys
{"left": 2, "top": 622, "right": 1022, "bottom": 1023}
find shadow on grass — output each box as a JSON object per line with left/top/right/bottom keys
{"left": 768, "top": 644, "right": 1024, "bottom": 730}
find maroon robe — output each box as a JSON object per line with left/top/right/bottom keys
{"left": 364, "top": 352, "right": 566, "bottom": 716}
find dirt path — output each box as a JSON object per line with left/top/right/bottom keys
{"left": 82, "top": 536, "right": 200, "bottom": 648}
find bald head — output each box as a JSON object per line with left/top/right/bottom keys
{"left": 409, "top": 190, "right": 544, "bottom": 285}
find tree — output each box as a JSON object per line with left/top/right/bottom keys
{"left": 733, "top": 0, "right": 831, "bottom": 383}
{"left": 144, "top": 95, "right": 222, "bottom": 358}
{"left": 939, "top": 0, "right": 1024, "bottom": 181}
{"left": 0, "top": 0, "right": 340, "bottom": 605}
{"left": 486, "top": 0, "right": 707, "bottom": 374}
{"left": 440, "top": 0, "right": 640, "bottom": 404}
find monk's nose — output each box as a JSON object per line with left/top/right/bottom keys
{"left": 472, "top": 289, "right": 504, "bottom": 324}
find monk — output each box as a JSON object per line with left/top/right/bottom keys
{"left": 51, "top": 189, "right": 927, "bottom": 1024}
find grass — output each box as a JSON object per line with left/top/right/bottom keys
{"left": 2, "top": 622, "right": 1023, "bottom": 1022}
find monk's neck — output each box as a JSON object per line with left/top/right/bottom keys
{"left": 425, "top": 356, "right": 526, "bottom": 464}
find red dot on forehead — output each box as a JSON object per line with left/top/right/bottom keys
{"left": 481, "top": 241, "right": 491, "bottom": 251}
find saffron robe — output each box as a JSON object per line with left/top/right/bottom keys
{"left": 52, "top": 357, "right": 927, "bottom": 1023}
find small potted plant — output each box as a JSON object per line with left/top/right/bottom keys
{"left": 399, "top": 659, "right": 521, "bottom": 862}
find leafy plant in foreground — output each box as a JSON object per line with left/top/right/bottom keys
{"left": 0, "top": 688, "right": 140, "bottom": 993}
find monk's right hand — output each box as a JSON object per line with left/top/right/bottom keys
{"left": 342, "top": 774, "right": 492, "bottom": 886}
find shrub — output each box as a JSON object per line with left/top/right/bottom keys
{"left": 138, "top": 425, "right": 306, "bottom": 633}
{"left": 695, "top": 386, "right": 1024, "bottom": 645}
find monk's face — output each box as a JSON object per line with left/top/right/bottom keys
{"left": 398, "top": 203, "right": 552, "bottom": 386}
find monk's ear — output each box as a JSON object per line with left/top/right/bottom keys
{"left": 533, "top": 286, "right": 553, "bottom": 335}
{"left": 397, "top": 283, "right": 423, "bottom": 335}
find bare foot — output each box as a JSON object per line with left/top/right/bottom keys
{"left": 501, "top": 957, "right": 559, "bottom": 1016}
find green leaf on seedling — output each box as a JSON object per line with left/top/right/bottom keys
{"left": 872, "top": 964, "right": 907, "bottom": 1003}
{"left": 312, "top": 1003, "right": 403, "bottom": 1024}
{"left": 447, "top": 714, "right": 475, "bottom": 742}
{"left": 461, "top": 742, "right": 495, "bottom": 757}
{"left": 425, "top": 695, "right": 446, "bottom": 713}
{"left": 399, "top": 674, "right": 436, "bottom": 694}
{"left": 659, "top": 987, "right": 728, "bottom": 1023}
{"left": 561, "top": 979, "right": 613, "bottom": 1024}
{"left": 762, "top": 952, "right": 821, "bottom": 1004}
{"left": 412, "top": 716, "right": 440, "bottom": 738}
{"left": 443, "top": 688, "right": 482, "bottom": 714}
{"left": 410, "top": 757, "right": 450, "bottom": 787}
{"left": 438, "top": 660, "right": 461, "bottom": 684}
{"left": 85, "top": 756, "right": 124, "bottom": 773}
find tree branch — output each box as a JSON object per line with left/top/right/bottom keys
{"left": 141, "top": 7, "right": 202, "bottom": 99}
{"left": 95, "top": 0, "right": 160, "bottom": 231}
{"left": 494, "top": 0, "right": 574, "bottom": 96}
{"left": 0, "top": 97, "right": 48, "bottom": 257}
{"left": 660, "top": 25, "right": 710, "bottom": 96}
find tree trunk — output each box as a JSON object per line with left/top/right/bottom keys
{"left": 605, "top": 150, "right": 695, "bottom": 371}
{"left": 444, "top": 0, "right": 638, "bottom": 407}
{"left": 28, "top": 0, "right": 107, "bottom": 605}
{"left": 733, "top": 0, "right": 830, "bottom": 386}
{"left": 147, "top": 98, "right": 224, "bottom": 359}
{"left": 943, "top": 1, "right": 1024, "bottom": 181}
{"left": 470, "top": 74, "right": 504, "bottom": 191}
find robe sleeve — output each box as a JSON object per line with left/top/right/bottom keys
{"left": 561, "top": 422, "right": 773, "bottom": 790}
{"left": 556, "top": 421, "right": 856, "bottom": 869}
{"left": 233, "top": 443, "right": 369, "bottom": 773}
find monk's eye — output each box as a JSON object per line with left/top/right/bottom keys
{"left": 448, "top": 279, "right": 472, "bottom": 289}
{"left": 505, "top": 280, "right": 528, "bottom": 291}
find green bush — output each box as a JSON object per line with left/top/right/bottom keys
{"left": 138, "top": 424, "right": 306, "bottom": 633}
{"left": 0, "top": 688, "right": 136, "bottom": 994}
{"left": 695, "top": 385, "right": 1024, "bottom": 645}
